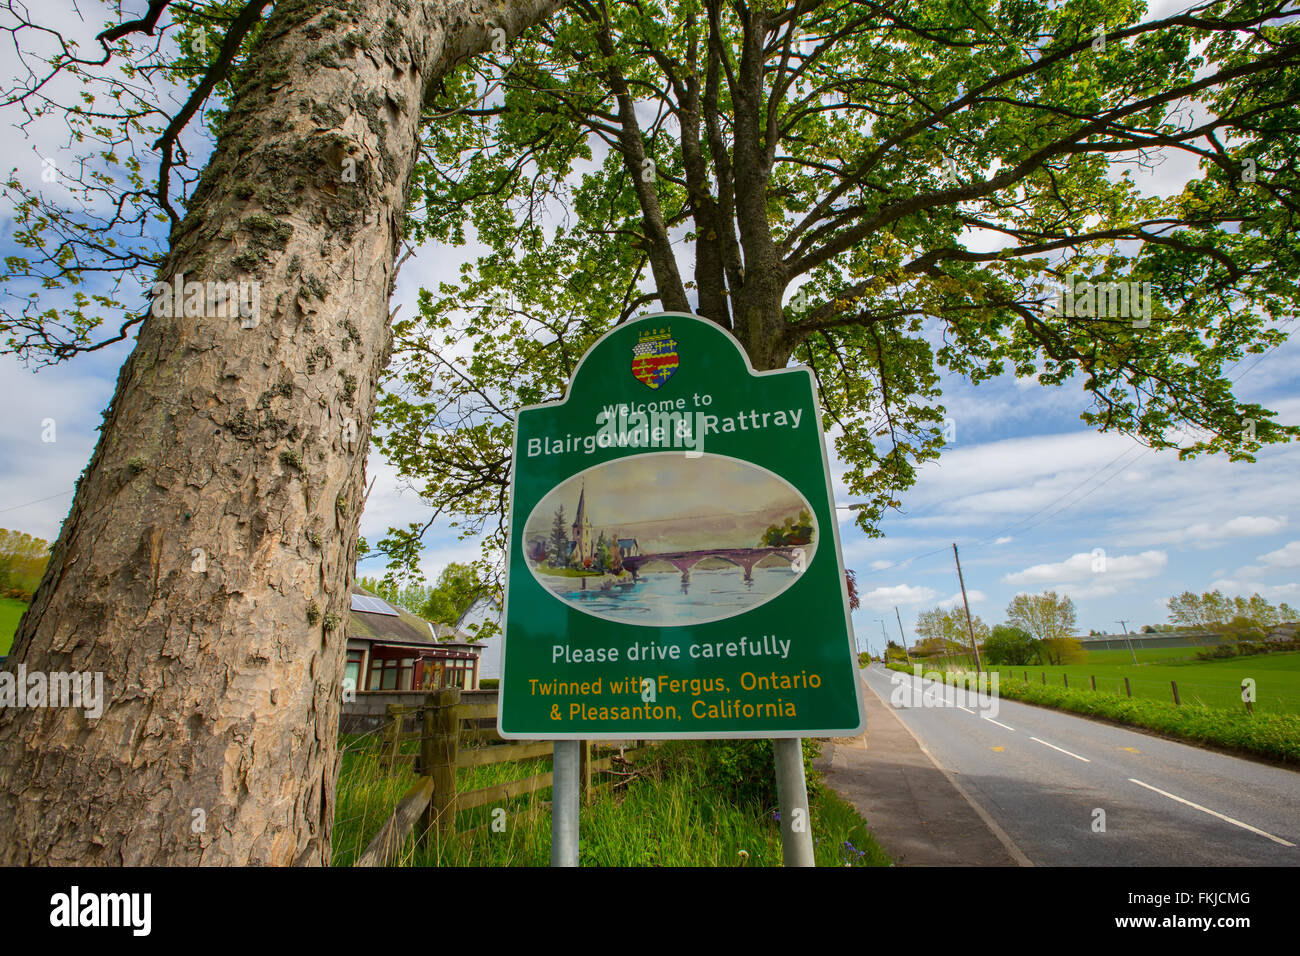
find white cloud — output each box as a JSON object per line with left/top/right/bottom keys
{"left": 1004, "top": 549, "right": 1167, "bottom": 587}
{"left": 1140, "top": 515, "right": 1287, "bottom": 546}
{"left": 936, "top": 589, "right": 986, "bottom": 609}
{"left": 861, "top": 584, "right": 939, "bottom": 610}
{"left": 994, "top": 536, "right": 1012, "bottom": 545}
{"left": 869, "top": 559, "right": 894, "bottom": 570}
{"left": 1258, "top": 540, "right": 1300, "bottom": 570}
{"left": 1208, "top": 579, "right": 1300, "bottom": 602}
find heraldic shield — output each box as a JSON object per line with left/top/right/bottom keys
{"left": 631, "top": 327, "right": 679, "bottom": 388}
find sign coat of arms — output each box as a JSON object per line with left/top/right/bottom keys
{"left": 631, "top": 327, "right": 679, "bottom": 388}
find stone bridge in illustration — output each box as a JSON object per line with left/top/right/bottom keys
{"left": 621, "top": 546, "right": 804, "bottom": 582}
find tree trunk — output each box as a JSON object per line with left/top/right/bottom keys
{"left": 0, "top": 0, "right": 560, "bottom": 866}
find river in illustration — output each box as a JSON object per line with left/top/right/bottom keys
{"left": 538, "top": 565, "right": 803, "bottom": 628}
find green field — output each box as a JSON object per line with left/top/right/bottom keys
{"left": 0, "top": 598, "right": 28, "bottom": 656}
{"left": 920, "top": 647, "right": 1300, "bottom": 715}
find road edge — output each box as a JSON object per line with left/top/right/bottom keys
{"left": 862, "top": 667, "right": 1035, "bottom": 867}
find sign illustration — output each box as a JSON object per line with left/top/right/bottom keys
{"left": 499, "top": 312, "right": 865, "bottom": 739}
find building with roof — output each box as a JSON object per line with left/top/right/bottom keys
{"left": 345, "top": 585, "right": 482, "bottom": 692}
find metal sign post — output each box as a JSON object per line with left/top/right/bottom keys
{"left": 551, "top": 739, "right": 580, "bottom": 866}
{"left": 774, "top": 737, "right": 814, "bottom": 866}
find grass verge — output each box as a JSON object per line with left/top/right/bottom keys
{"left": 333, "top": 734, "right": 891, "bottom": 867}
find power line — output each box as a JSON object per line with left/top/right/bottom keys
{"left": 0, "top": 490, "right": 73, "bottom": 516}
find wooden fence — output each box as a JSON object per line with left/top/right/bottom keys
{"left": 355, "top": 687, "right": 651, "bottom": 866}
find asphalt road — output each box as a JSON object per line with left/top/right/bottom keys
{"left": 861, "top": 664, "right": 1300, "bottom": 866}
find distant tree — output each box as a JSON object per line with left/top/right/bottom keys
{"left": 911, "top": 636, "right": 949, "bottom": 659}
{"left": 914, "top": 607, "right": 956, "bottom": 652}
{"left": 1167, "top": 590, "right": 1297, "bottom": 632}
{"left": 845, "top": 569, "right": 860, "bottom": 611}
{"left": 355, "top": 577, "right": 435, "bottom": 615}
{"left": 526, "top": 537, "right": 549, "bottom": 564}
{"left": 0, "top": 529, "right": 50, "bottom": 600}
{"left": 915, "top": 605, "right": 988, "bottom": 657}
{"left": 1007, "top": 591, "right": 1078, "bottom": 643}
{"left": 419, "top": 563, "right": 488, "bottom": 627}
{"left": 884, "top": 639, "right": 908, "bottom": 663}
{"left": 595, "top": 533, "right": 611, "bottom": 574}
{"left": 1038, "top": 637, "right": 1087, "bottom": 666}
{"left": 548, "top": 507, "right": 570, "bottom": 569}
{"left": 983, "top": 625, "right": 1039, "bottom": 666}
{"left": 1167, "top": 590, "right": 1230, "bottom": 629}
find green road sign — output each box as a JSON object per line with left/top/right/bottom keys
{"left": 498, "top": 312, "right": 866, "bottom": 739}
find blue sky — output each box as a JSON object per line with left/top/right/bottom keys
{"left": 1, "top": 0, "right": 1296, "bottom": 651}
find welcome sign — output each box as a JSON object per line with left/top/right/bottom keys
{"left": 498, "top": 312, "right": 865, "bottom": 739}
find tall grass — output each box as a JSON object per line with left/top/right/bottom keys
{"left": 333, "top": 734, "right": 890, "bottom": 867}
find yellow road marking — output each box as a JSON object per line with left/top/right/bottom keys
{"left": 1121, "top": 746, "right": 1140, "bottom": 753}
{"left": 991, "top": 746, "right": 1005, "bottom": 752}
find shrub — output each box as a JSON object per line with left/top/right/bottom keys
{"left": 697, "top": 738, "right": 822, "bottom": 807}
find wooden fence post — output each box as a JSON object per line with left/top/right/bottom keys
{"left": 418, "top": 702, "right": 437, "bottom": 848}
{"left": 425, "top": 687, "right": 461, "bottom": 842}
{"left": 1170, "top": 681, "right": 1180, "bottom": 706}
{"left": 1125, "top": 677, "right": 1131, "bottom": 698}
{"left": 1063, "top": 674, "right": 1068, "bottom": 689}
{"left": 1090, "top": 675, "right": 1096, "bottom": 691}
{"left": 1041, "top": 672, "right": 1046, "bottom": 685}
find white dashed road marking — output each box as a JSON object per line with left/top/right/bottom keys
{"left": 1129, "top": 778, "right": 1295, "bottom": 847}
{"left": 1030, "top": 736, "right": 1091, "bottom": 762}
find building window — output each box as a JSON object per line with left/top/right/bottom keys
{"left": 368, "top": 656, "right": 416, "bottom": 690}
{"left": 345, "top": 650, "right": 364, "bottom": 690}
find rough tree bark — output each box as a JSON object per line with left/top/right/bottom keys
{"left": 0, "top": 0, "right": 561, "bottom": 865}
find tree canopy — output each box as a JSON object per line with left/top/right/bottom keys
{"left": 1166, "top": 588, "right": 1298, "bottom": 630}
{"left": 983, "top": 623, "right": 1039, "bottom": 665}
{"left": 914, "top": 603, "right": 989, "bottom": 654}
{"left": 370, "top": 0, "right": 1300, "bottom": 579}
{"left": 1006, "top": 589, "right": 1079, "bottom": 641}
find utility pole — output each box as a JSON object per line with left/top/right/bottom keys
{"left": 953, "top": 543, "right": 983, "bottom": 674}
{"left": 878, "top": 619, "right": 889, "bottom": 663}
{"left": 894, "top": 606, "right": 911, "bottom": 664}
{"left": 1116, "top": 619, "right": 1138, "bottom": 665}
